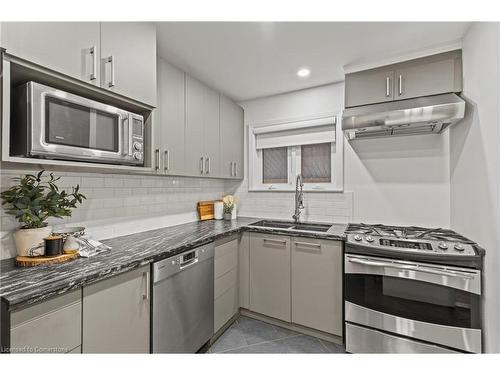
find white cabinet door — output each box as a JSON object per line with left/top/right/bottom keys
{"left": 100, "top": 22, "right": 157, "bottom": 106}
{"left": 157, "top": 57, "right": 185, "bottom": 175}
{"left": 82, "top": 266, "right": 150, "bottom": 353}
{"left": 291, "top": 238, "right": 343, "bottom": 336}
{"left": 0, "top": 22, "right": 100, "bottom": 85}
{"left": 203, "top": 87, "right": 220, "bottom": 177}
{"left": 185, "top": 75, "right": 206, "bottom": 176}
{"left": 220, "top": 95, "right": 244, "bottom": 179}
{"left": 249, "top": 233, "right": 291, "bottom": 322}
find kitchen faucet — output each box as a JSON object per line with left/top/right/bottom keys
{"left": 292, "top": 174, "right": 304, "bottom": 223}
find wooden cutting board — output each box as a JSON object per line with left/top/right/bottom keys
{"left": 16, "top": 253, "right": 78, "bottom": 267}
{"left": 197, "top": 200, "right": 215, "bottom": 221}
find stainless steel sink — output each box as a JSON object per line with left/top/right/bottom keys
{"left": 249, "top": 220, "right": 333, "bottom": 233}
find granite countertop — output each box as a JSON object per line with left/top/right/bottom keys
{"left": 0, "top": 217, "right": 347, "bottom": 311}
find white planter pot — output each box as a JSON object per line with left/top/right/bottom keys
{"left": 14, "top": 226, "right": 52, "bottom": 257}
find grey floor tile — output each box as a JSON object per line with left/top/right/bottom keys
{"left": 319, "top": 339, "right": 346, "bottom": 353}
{"left": 236, "top": 316, "right": 285, "bottom": 345}
{"left": 210, "top": 325, "right": 248, "bottom": 353}
{"left": 223, "top": 334, "right": 328, "bottom": 354}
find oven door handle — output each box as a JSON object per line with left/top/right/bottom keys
{"left": 347, "top": 258, "right": 475, "bottom": 280}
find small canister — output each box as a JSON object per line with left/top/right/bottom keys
{"left": 214, "top": 201, "right": 223, "bottom": 220}
{"left": 44, "top": 235, "right": 63, "bottom": 256}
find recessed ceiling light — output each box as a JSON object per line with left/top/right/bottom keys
{"left": 297, "top": 68, "right": 311, "bottom": 78}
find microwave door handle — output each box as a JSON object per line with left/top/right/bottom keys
{"left": 347, "top": 257, "right": 475, "bottom": 280}
{"left": 122, "top": 117, "right": 132, "bottom": 156}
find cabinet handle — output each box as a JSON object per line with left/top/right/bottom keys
{"left": 398, "top": 74, "right": 403, "bottom": 96}
{"left": 164, "top": 150, "right": 170, "bottom": 171}
{"left": 103, "top": 55, "right": 115, "bottom": 88}
{"left": 200, "top": 157, "right": 205, "bottom": 174}
{"left": 385, "top": 76, "right": 390, "bottom": 97}
{"left": 142, "top": 271, "right": 150, "bottom": 300}
{"left": 295, "top": 241, "right": 322, "bottom": 249}
{"left": 230, "top": 161, "right": 233, "bottom": 177}
{"left": 234, "top": 162, "right": 237, "bottom": 177}
{"left": 205, "top": 157, "right": 210, "bottom": 174}
{"left": 263, "top": 238, "right": 287, "bottom": 246}
{"left": 89, "top": 46, "right": 97, "bottom": 81}
{"left": 155, "top": 149, "right": 160, "bottom": 171}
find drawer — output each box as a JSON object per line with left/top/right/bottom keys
{"left": 215, "top": 267, "right": 237, "bottom": 299}
{"left": 215, "top": 240, "right": 238, "bottom": 278}
{"left": 214, "top": 286, "right": 238, "bottom": 333}
{"left": 10, "top": 290, "right": 82, "bottom": 353}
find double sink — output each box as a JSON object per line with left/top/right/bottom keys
{"left": 249, "top": 220, "right": 334, "bottom": 233}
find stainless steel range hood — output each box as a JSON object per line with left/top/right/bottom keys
{"left": 342, "top": 93, "right": 465, "bottom": 140}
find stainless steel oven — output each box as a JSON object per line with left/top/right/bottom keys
{"left": 345, "top": 254, "right": 482, "bottom": 353}
{"left": 11, "top": 81, "right": 144, "bottom": 166}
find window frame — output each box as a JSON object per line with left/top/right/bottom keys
{"left": 248, "top": 112, "right": 344, "bottom": 192}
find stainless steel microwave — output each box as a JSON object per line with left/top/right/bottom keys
{"left": 10, "top": 82, "right": 144, "bottom": 166}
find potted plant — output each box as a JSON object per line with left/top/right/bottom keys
{"left": 222, "top": 195, "right": 236, "bottom": 221}
{"left": 0, "top": 170, "right": 86, "bottom": 257}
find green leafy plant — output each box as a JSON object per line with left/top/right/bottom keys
{"left": 0, "top": 170, "right": 86, "bottom": 229}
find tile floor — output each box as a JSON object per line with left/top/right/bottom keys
{"left": 209, "top": 315, "right": 346, "bottom": 353}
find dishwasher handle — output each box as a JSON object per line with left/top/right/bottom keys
{"left": 153, "top": 243, "right": 214, "bottom": 283}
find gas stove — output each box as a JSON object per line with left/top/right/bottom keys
{"left": 345, "top": 223, "right": 483, "bottom": 269}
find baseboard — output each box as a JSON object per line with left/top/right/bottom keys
{"left": 210, "top": 311, "right": 240, "bottom": 344}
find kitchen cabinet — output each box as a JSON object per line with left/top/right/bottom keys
{"left": 100, "top": 22, "right": 157, "bottom": 106}
{"left": 82, "top": 266, "right": 150, "bottom": 353}
{"left": 214, "top": 236, "right": 239, "bottom": 333}
{"left": 220, "top": 95, "right": 244, "bottom": 179}
{"left": 249, "top": 233, "right": 291, "bottom": 322}
{"left": 345, "top": 50, "right": 462, "bottom": 108}
{"left": 0, "top": 22, "right": 101, "bottom": 85}
{"left": 291, "top": 238, "right": 343, "bottom": 336}
{"left": 155, "top": 57, "right": 186, "bottom": 174}
{"left": 9, "top": 289, "right": 82, "bottom": 354}
{"left": 185, "top": 75, "right": 221, "bottom": 177}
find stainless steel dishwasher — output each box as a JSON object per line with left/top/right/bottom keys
{"left": 152, "top": 243, "right": 214, "bottom": 353}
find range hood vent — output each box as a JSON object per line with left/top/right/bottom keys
{"left": 342, "top": 93, "right": 465, "bottom": 140}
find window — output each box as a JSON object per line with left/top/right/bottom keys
{"left": 249, "top": 114, "right": 344, "bottom": 191}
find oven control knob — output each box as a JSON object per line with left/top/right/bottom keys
{"left": 365, "top": 235, "right": 374, "bottom": 243}
{"left": 133, "top": 152, "right": 143, "bottom": 160}
{"left": 438, "top": 242, "right": 449, "bottom": 250}
{"left": 133, "top": 142, "right": 142, "bottom": 151}
{"left": 353, "top": 234, "right": 363, "bottom": 241}
{"left": 454, "top": 243, "right": 465, "bottom": 252}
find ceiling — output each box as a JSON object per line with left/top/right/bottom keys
{"left": 156, "top": 22, "right": 471, "bottom": 102}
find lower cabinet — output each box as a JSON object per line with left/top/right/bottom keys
{"left": 291, "top": 238, "right": 343, "bottom": 335}
{"left": 9, "top": 290, "right": 82, "bottom": 354}
{"left": 214, "top": 236, "right": 239, "bottom": 333}
{"left": 249, "top": 233, "right": 291, "bottom": 322}
{"left": 82, "top": 265, "right": 150, "bottom": 353}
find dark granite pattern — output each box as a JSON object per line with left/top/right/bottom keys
{"left": 0, "top": 217, "right": 347, "bottom": 311}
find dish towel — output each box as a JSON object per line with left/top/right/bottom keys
{"left": 64, "top": 235, "right": 111, "bottom": 258}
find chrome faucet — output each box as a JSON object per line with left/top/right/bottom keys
{"left": 292, "top": 174, "right": 304, "bottom": 223}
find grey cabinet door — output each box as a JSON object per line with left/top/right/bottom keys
{"left": 1, "top": 22, "right": 100, "bottom": 85}
{"left": 82, "top": 266, "right": 150, "bottom": 353}
{"left": 185, "top": 75, "right": 206, "bottom": 176}
{"left": 345, "top": 68, "right": 394, "bottom": 107}
{"left": 291, "top": 238, "right": 343, "bottom": 336}
{"left": 203, "top": 87, "right": 221, "bottom": 177}
{"left": 394, "top": 52, "right": 462, "bottom": 100}
{"left": 100, "top": 22, "right": 157, "bottom": 106}
{"left": 157, "top": 58, "right": 186, "bottom": 175}
{"left": 249, "top": 233, "right": 291, "bottom": 322}
{"left": 220, "top": 95, "right": 244, "bottom": 179}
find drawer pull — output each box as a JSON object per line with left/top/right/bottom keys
{"left": 295, "top": 241, "right": 321, "bottom": 249}
{"left": 263, "top": 238, "right": 287, "bottom": 246}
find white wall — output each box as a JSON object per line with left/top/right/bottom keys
{"left": 230, "top": 83, "right": 451, "bottom": 227}
{"left": 1, "top": 167, "right": 226, "bottom": 259}
{"left": 450, "top": 22, "right": 500, "bottom": 353}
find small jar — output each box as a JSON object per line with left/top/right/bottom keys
{"left": 44, "top": 235, "right": 63, "bottom": 256}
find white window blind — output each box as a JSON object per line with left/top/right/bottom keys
{"left": 254, "top": 116, "right": 336, "bottom": 150}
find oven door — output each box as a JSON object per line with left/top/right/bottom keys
{"left": 344, "top": 254, "right": 482, "bottom": 353}
{"left": 29, "top": 82, "right": 138, "bottom": 165}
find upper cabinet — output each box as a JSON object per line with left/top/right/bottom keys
{"left": 220, "top": 95, "right": 244, "bottom": 179}
{"left": 0, "top": 22, "right": 101, "bottom": 85}
{"left": 100, "top": 22, "right": 157, "bottom": 106}
{"left": 0, "top": 22, "right": 157, "bottom": 106}
{"left": 185, "top": 75, "right": 221, "bottom": 177}
{"left": 345, "top": 50, "right": 462, "bottom": 108}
